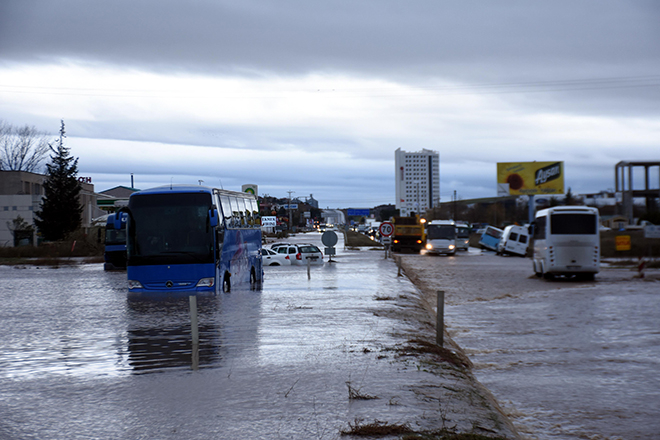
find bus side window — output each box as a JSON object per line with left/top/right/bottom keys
{"left": 250, "top": 198, "right": 260, "bottom": 227}
{"left": 236, "top": 198, "right": 247, "bottom": 227}
{"left": 219, "top": 195, "right": 233, "bottom": 228}
{"left": 228, "top": 197, "right": 241, "bottom": 228}
{"left": 534, "top": 216, "right": 546, "bottom": 240}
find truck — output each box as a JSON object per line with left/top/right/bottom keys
{"left": 391, "top": 215, "right": 426, "bottom": 253}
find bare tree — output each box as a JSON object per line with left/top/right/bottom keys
{"left": 0, "top": 120, "right": 51, "bottom": 173}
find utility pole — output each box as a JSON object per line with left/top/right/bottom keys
{"left": 287, "top": 190, "right": 295, "bottom": 231}
{"left": 453, "top": 190, "right": 457, "bottom": 220}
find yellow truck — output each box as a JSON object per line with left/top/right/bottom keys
{"left": 391, "top": 215, "right": 426, "bottom": 253}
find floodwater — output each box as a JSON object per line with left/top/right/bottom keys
{"left": 403, "top": 250, "right": 660, "bottom": 440}
{"left": 0, "top": 235, "right": 517, "bottom": 440}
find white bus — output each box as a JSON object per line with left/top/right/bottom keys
{"left": 455, "top": 222, "right": 471, "bottom": 251}
{"left": 425, "top": 220, "right": 456, "bottom": 255}
{"left": 532, "top": 206, "right": 600, "bottom": 280}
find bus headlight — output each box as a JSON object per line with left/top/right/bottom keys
{"left": 449, "top": 244, "right": 455, "bottom": 250}
{"left": 196, "top": 278, "right": 215, "bottom": 287}
{"left": 127, "top": 280, "right": 144, "bottom": 290}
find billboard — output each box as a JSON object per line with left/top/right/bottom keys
{"left": 497, "top": 162, "right": 565, "bottom": 196}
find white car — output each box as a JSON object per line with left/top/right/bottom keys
{"left": 261, "top": 248, "right": 292, "bottom": 266}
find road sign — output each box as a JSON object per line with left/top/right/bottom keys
{"left": 347, "top": 208, "right": 370, "bottom": 217}
{"left": 379, "top": 222, "right": 394, "bottom": 237}
{"left": 645, "top": 225, "right": 660, "bottom": 239}
{"left": 322, "top": 231, "right": 338, "bottom": 247}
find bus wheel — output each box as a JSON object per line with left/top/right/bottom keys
{"left": 543, "top": 272, "right": 554, "bottom": 280}
{"left": 222, "top": 273, "right": 231, "bottom": 293}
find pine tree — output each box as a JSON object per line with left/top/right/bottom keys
{"left": 34, "top": 121, "right": 83, "bottom": 241}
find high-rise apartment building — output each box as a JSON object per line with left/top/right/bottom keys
{"left": 394, "top": 148, "right": 440, "bottom": 217}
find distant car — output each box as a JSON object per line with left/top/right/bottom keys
{"left": 292, "top": 243, "right": 324, "bottom": 266}
{"left": 261, "top": 248, "right": 292, "bottom": 266}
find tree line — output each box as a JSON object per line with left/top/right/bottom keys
{"left": 2, "top": 120, "right": 82, "bottom": 243}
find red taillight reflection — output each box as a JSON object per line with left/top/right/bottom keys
{"left": 296, "top": 253, "right": 302, "bottom": 260}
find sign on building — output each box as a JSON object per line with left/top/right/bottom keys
{"left": 261, "top": 216, "right": 277, "bottom": 227}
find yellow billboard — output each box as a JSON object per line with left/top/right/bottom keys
{"left": 497, "top": 162, "right": 565, "bottom": 195}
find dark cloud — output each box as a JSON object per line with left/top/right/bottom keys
{"left": 2, "top": 1, "right": 659, "bottom": 80}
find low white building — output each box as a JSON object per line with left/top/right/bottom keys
{"left": 0, "top": 171, "right": 102, "bottom": 246}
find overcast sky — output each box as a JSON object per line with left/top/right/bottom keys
{"left": 1, "top": 0, "right": 659, "bottom": 208}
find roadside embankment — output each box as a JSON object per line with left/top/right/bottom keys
{"left": 388, "top": 255, "right": 522, "bottom": 439}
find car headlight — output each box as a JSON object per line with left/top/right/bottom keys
{"left": 426, "top": 244, "right": 433, "bottom": 250}
{"left": 449, "top": 245, "right": 455, "bottom": 250}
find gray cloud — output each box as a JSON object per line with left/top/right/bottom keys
{"left": 2, "top": 0, "right": 659, "bottom": 206}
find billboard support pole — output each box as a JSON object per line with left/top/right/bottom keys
{"left": 528, "top": 195, "right": 535, "bottom": 224}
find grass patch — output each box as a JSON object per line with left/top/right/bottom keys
{"left": 397, "top": 339, "right": 472, "bottom": 370}
{"left": 402, "top": 433, "right": 510, "bottom": 440}
{"left": 341, "top": 419, "right": 413, "bottom": 436}
{"left": 345, "top": 231, "right": 384, "bottom": 247}
{"left": 346, "top": 382, "right": 378, "bottom": 400}
{"left": 0, "top": 228, "right": 104, "bottom": 266}
{"left": 341, "top": 420, "right": 510, "bottom": 439}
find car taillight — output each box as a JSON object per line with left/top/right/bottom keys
{"left": 285, "top": 255, "right": 289, "bottom": 260}
{"left": 296, "top": 253, "right": 302, "bottom": 260}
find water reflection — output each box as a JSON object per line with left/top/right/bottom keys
{"left": 124, "top": 290, "right": 262, "bottom": 374}
{"left": 125, "top": 297, "right": 222, "bottom": 373}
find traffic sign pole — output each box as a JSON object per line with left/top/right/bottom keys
{"left": 379, "top": 222, "right": 394, "bottom": 259}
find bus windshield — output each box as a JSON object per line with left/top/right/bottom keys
{"left": 105, "top": 228, "right": 126, "bottom": 246}
{"left": 427, "top": 225, "right": 456, "bottom": 240}
{"left": 456, "top": 226, "right": 470, "bottom": 239}
{"left": 550, "top": 213, "right": 597, "bottom": 235}
{"left": 128, "top": 192, "right": 214, "bottom": 265}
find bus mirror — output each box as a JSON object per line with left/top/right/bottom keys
{"left": 209, "top": 209, "right": 219, "bottom": 228}
{"left": 115, "top": 209, "right": 131, "bottom": 229}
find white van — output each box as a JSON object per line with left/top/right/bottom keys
{"left": 532, "top": 206, "right": 600, "bottom": 280}
{"left": 497, "top": 225, "right": 530, "bottom": 257}
{"left": 425, "top": 220, "right": 456, "bottom": 255}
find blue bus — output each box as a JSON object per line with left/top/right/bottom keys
{"left": 104, "top": 212, "right": 127, "bottom": 270}
{"left": 118, "top": 185, "right": 263, "bottom": 295}
{"left": 478, "top": 225, "right": 503, "bottom": 252}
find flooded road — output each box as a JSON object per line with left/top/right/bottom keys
{"left": 401, "top": 250, "right": 660, "bottom": 440}
{"left": 0, "top": 235, "right": 518, "bottom": 440}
